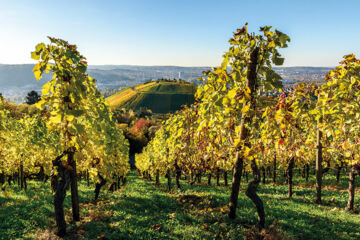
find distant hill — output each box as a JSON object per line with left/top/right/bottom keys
{"left": 106, "top": 80, "right": 196, "bottom": 113}
{"left": 0, "top": 64, "right": 332, "bottom": 102}
{"left": 0, "top": 64, "right": 209, "bottom": 102}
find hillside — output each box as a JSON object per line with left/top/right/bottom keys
{"left": 106, "top": 80, "right": 196, "bottom": 113}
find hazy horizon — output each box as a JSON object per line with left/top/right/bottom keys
{"left": 0, "top": 63, "right": 335, "bottom": 68}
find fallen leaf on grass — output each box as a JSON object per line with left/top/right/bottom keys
{"left": 151, "top": 224, "right": 162, "bottom": 231}
{"left": 220, "top": 223, "right": 227, "bottom": 228}
{"left": 97, "top": 234, "right": 106, "bottom": 239}
{"left": 167, "top": 213, "right": 176, "bottom": 219}
{"left": 201, "top": 224, "right": 208, "bottom": 230}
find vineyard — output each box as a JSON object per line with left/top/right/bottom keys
{"left": 135, "top": 24, "right": 360, "bottom": 238}
{"left": 106, "top": 80, "right": 196, "bottom": 113}
{"left": 1, "top": 24, "right": 360, "bottom": 240}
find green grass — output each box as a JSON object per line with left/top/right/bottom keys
{"left": 0, "top": 170, "right": 359, "bottom": 239}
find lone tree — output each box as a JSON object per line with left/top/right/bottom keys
{"left": 25, "top": 90, "right": 41, "bottom": 105}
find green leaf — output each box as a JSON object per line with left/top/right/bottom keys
{"left": 50, "top": 114, "right": 62, "bottom": 124}
{"left": 227, "top": 89, "right": 237, "bottom": 99}
{"left": 272, "top": 56, "right": 284, "bottom": 65}
{"left": 69, "top": 110, "right": 84, "bottom": 117}
{"left": 221, "top": 54, "right": 229, "bottom": 70}
{"left": 35, "top": 43, "right": 46, "bottom": 52}
{"left": 35, "top": 99, "right": 46, "bottom": 109}
{"left": 268, "top": 41, "right": 276, "bottom": 48}
{"left": 41, "top": 81, "right": 51, "bottom": 95}
{"left": 66, "top": 115, "right": 75, "bottom": 122}
{"left": 31, "top": 51, "right": 40, "bottom": 60}
{"left": 74, "top": 123, "right": 85, "bottom": 134}
{"left": 77, "top": 64, "right": 87, "bottom": 73}
{"left": 34, "top": 70, "right": 42, "bottom": 80}
{"left": 309, "top": 109, "right": 318, "bottom": 115}
{"left": 241, "top": 104, "right": 250, "bottom": 114}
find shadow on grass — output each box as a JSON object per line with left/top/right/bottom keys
{"left": 1, "top": 169, "right": 359, "bottom": 240}
{"left": 147, "top": 170, "right": 360, "bottom": 240}
{"left": 0, "top": 180, "right": 95, "bottom": 240}
{"left": 81, "top": 172, "right": 216, "bottom": 239}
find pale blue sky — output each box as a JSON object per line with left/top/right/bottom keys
{"left": 0, "top": 0, "right": 359, "bottom": 67}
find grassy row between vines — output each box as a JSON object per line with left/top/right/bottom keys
{"left": 0, "top": 170, "right": 359, "bottom": 239}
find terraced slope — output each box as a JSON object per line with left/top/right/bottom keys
{"left": 106, "top": 81, "right": 196, "bottom": 113}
